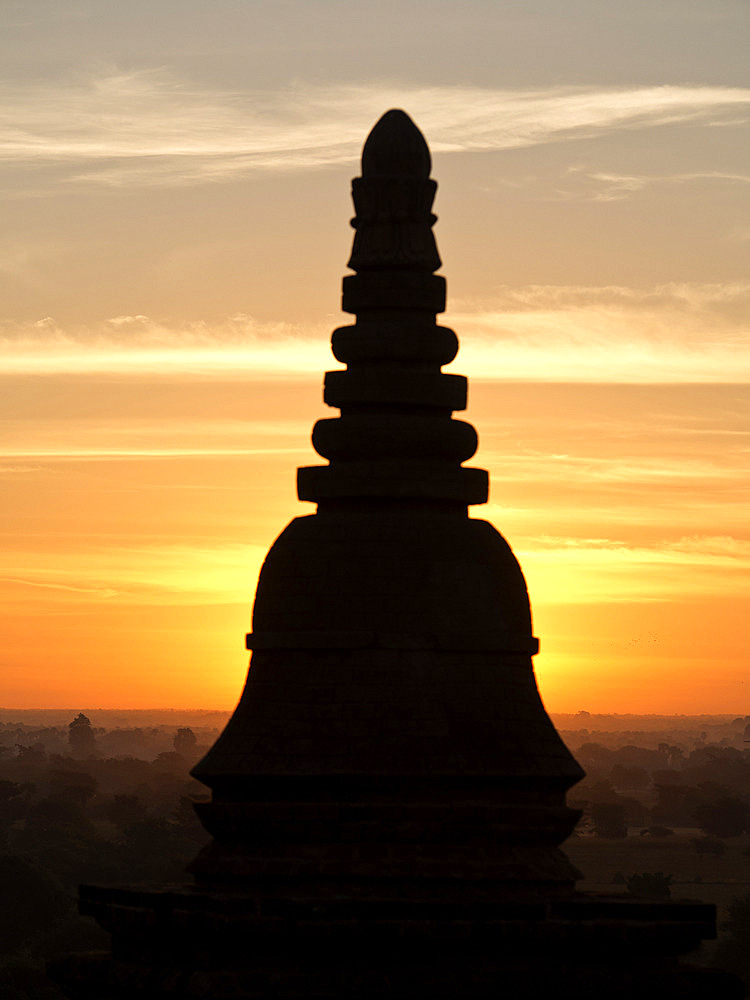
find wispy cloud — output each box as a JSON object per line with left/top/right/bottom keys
{"left": 1, "top": 541, "right": 268, "bottom": 606}
{"left": 2, "top": 71, "right": 749, "bottom": 187}
{"left": 482, "top": 451, "right": 743, "bottom": 487}
{"left": 451, "top": 282, "right": 750, "bottom": 383}
{"left": 0, "top": 313, "right": 334, "bottom": 377}
{"left": 0, "top": 416, "right": 311, "bottom": 461}
{"left": 1, "top": 281, "right": 747, "bottom": 383}
{"left": 518, "top": 534, "right": 750, "bottom": 604}
{"left": 566, "top": 168, "right": 750, "bottom": 202}
{"left": 0, "top": 577, "right": 118, "bottom": 598}
{"left": 5, "top": 532, "right": 747, "bottom": 613}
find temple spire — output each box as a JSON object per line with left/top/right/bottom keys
{"left": 297, "top": 109, "right": 488, "bottom": 508}
{"left": 51, "top": 109, "right": 733, "bottom": 1000}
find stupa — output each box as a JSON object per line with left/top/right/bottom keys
{"left": 52, "top": 111, "right": 742, "bottom": 999}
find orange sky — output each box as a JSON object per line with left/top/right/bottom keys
{"left": 1, "top": 2, "right": 748, "bottom": 713}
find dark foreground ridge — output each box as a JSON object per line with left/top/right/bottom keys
{"left": 50, "top": 111, "right": 745, "bottom": 999}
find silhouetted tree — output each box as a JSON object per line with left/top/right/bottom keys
{"left": 154, "top": 751, "right": 187, "bottom": 771}
{"left": 627, "top": 872, "right": 673, "bottom": 900}
{"left": 173, "top": 728, "right": 197, "bottom": 756}
{"left": 22, "top": 797, "right": 96, "bottom": 842}
{"left": 652, "top": 782, "right": 702, "bottom": 825}
{"left": 105, "top": 794, "right": 145, "bottom": 831}
{"left": 694, "top": 797, "right": 750, "bottom": 838}
{"left": 14, "top": 744, "right": 46, "bottom": 765}
{"left": 658, "top": 743, "right": 685, "bottom": 768}
{"left": 610, "top": 764, "right": 649, "bottom": 790}
{"left": 590, "top": 802, "right": 627, "bottom": 838}
{"left": 0, "top": 779, "right": 33, "bottom": 814}
{"left": 49, "top": 770, "right": 97, "bottom": 808}
{"left": 643, "top": 825, "right": 674, "bottom": 838}
{"left": 692, "top": 835, "right": 725, "bottom": 859}
{"left": 68, "top": 714, "right": 96, "bottom": 758}
{"left": 586, "top": 782, "right": 646, "bottom": 827}
{"left": 118, "top": 816, "right": 195, "bottom": 881}
{"left": 587, "top": 779, "right": 620, "bottom": 802}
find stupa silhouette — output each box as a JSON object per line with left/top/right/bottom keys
{"left": 52, "top": 111, "right": 742, "bottom": 999}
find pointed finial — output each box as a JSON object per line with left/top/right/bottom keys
{"left": 347, "top": 109, "right": 440, "bottom": 274}
{"left": 361, "top": 109, "right": 431, "bottom": 178}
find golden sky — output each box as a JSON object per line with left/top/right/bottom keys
{"left": 2, "top": 1, "right": 748, "bottom": 712}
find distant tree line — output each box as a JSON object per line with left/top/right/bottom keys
{"left": 0, "top": 717, "right": 210, "bottom": 999}
{"left": 569, "top": 740, "right": 750, "bottom": 839}
{"left": 1, "top": 714, "right": 749, "bottom": 996}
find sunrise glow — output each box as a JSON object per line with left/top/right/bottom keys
{"left": 2, "top": 2, "right": 748, "bottom": 713}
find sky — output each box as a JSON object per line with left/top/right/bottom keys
{"left": 2, "top": 0, "right": 748, "bottom": 713}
